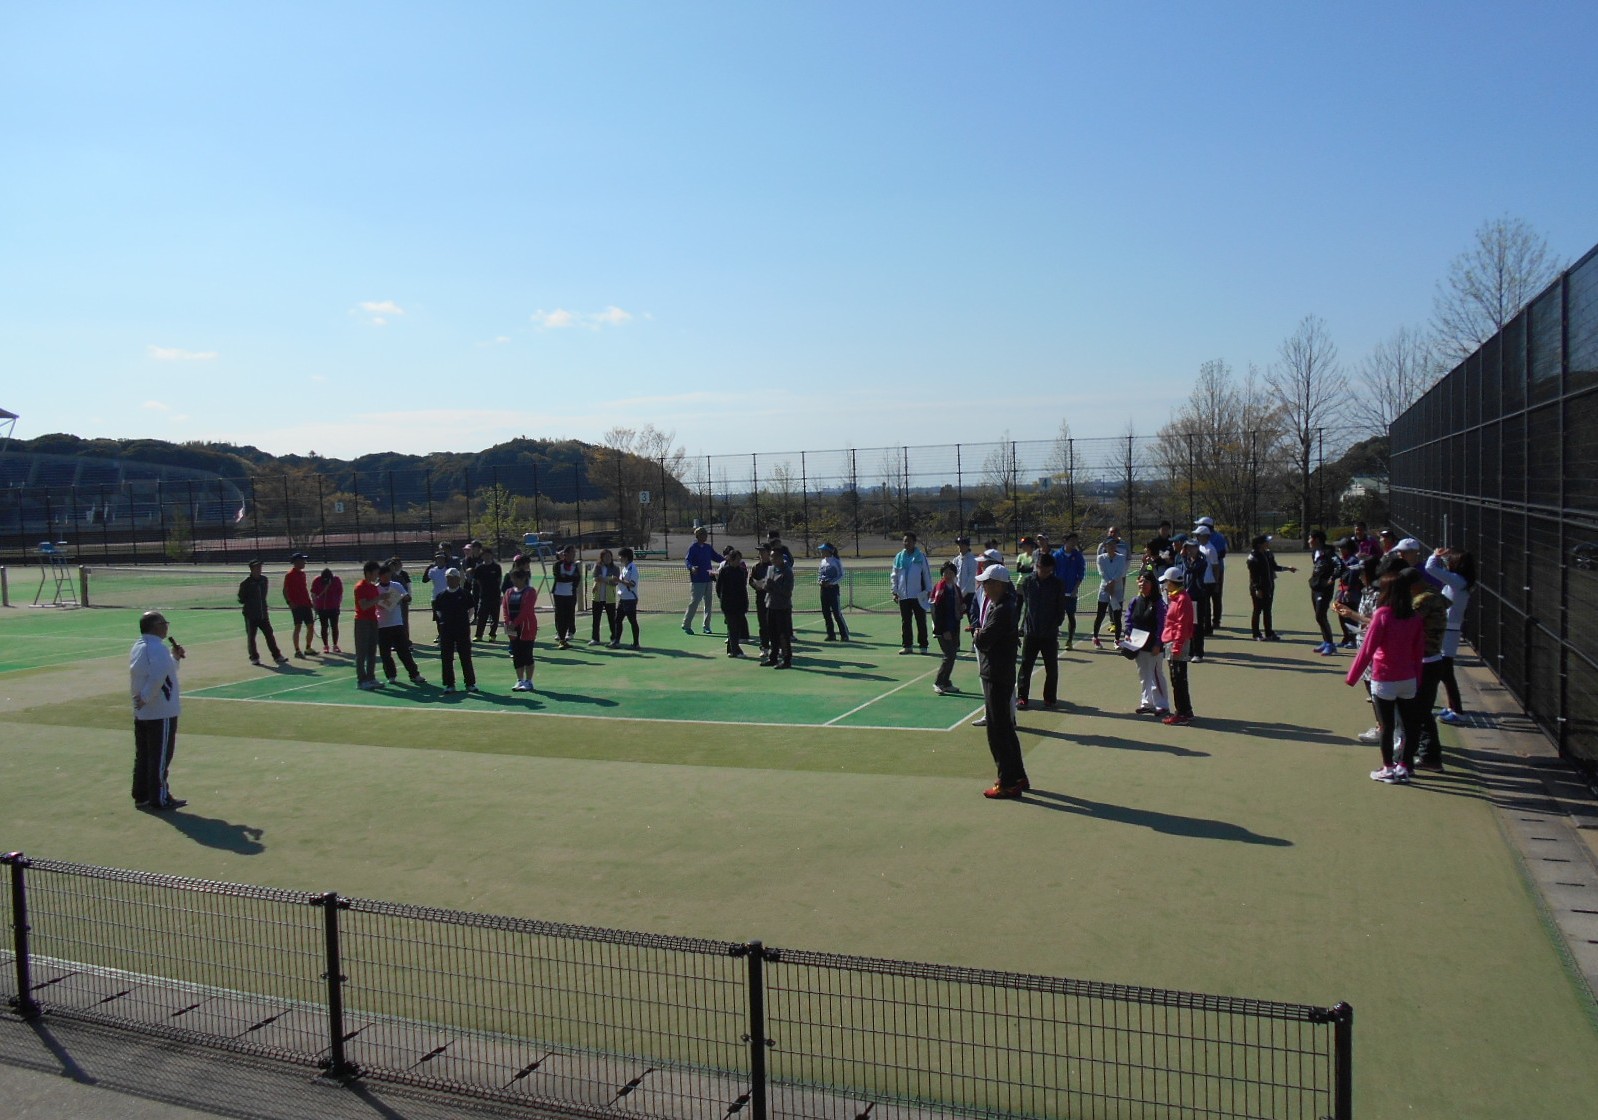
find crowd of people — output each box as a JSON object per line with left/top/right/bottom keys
{"left": 128, "top": 518, "right": 1478, "bottom": 811}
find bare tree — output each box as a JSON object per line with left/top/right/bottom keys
{"left": 1350, "top": 325, "right": 1435, "bottom": 437}
{"left": 1431, "top": 216, "right": 1559, "bottom": 364}
{"left": 600, "top": 424, "right": 688, "bottom": 544}
{"left": 1155, "top": 359, "right": 1284, "bottom": 536}
{"left": 1267, "top": 315, "right": 1344, "bottom": 531}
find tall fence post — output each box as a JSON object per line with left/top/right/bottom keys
{"left": 315, "top": 890, "right": 356, "bottom": 1080}
{"left": 1332, "top": 1001, "right": 1353, "bottom": 1120}
{"left": 3, "top": 852, "right": 40, "bottom": 1019}
{"left": 739, "top": 940, "right": 770, "bottom": 1120}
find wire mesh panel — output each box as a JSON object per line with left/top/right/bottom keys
{"left": 335, "top": 898, "right": 753, "bottom": 1117}
{"left": 760, "top": 949, "right": 1343, "bottom": 1120}
{"left": 2, "top": 857, "right": 327, "bottom": 1066}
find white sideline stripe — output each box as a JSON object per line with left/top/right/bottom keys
{"left": 822, "top": 668, "right": 938, "bottom": 726}
{"left": 944, "top": 706, "right": 985, "bottom": 732}
{"left": 188, "top": 693, "right": 946, "bottom": 733}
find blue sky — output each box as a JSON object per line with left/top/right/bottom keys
{"left": 2, "top": 1, "right": 1593, "bottom": 460}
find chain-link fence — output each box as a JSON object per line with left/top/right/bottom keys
{"left": 2, "top": 429, "right": 1365, "bottom": 569}
{"left": 1389, "top": 240, "right": 1598, "bottom": 777}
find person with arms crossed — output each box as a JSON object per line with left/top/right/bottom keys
{"left": 130, "top": 611, "right": 186, "bottom": 810}
{"left": 310, "top": 565, "right": 344, "bottom": 654}
{"left": 682, "top": 526, "right": 719, "bottom": 635}
{"left": 892, "top": 531, "right": 932, "bottom": 655}
{"left": 238, "top": 559, "right": 287, "bottom": 666}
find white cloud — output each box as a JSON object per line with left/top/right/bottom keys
{"left": 148, "top": 345, "right": 218, "bottom": 361}
{"left": 141, "top": 400, "right": 171, "bottom": 412}
{"left": 353, "top": 299, "right": 406, "bottom": 326}
{"left": 531, "top": 305, "right": 635, "bottom": 331}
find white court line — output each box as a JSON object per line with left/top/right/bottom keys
{"left": 822, "top": 667, "right": 939, "bottom": 726}
{"left": 189, "top": 693, "right": 950, "bottom": 733}
{"left": 188, "top": 675, "right": 340, "bottom": 699}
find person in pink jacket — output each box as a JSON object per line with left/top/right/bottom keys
{"left": 1158, "top": 566, "right": 1196, "bottom": 725}
{"left": 501, "top": 568, "right": 540, "bottom": 692}
{"left": 1345, "top": 569, "right": 1426, "bottom": 783}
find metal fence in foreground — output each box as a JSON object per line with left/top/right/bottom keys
{"left": 2, "top": 852, "right": 1352, "bottom": 1120}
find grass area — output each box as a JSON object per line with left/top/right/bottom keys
{"left": 2, "top": 583, "right": 1597, "bottom": 1118}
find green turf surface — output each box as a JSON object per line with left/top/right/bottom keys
{"left": 3, "top": 586, "right": 1597, "bottom": 1118}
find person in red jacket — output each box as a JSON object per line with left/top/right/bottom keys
{"left": 352, "top": 560, "right": 382, "bottom": 690}
{"left": 1159, "top": 566, "right": 1196, "bottom": 725}
{"left": 282, "top": 552, "right": 318, "bottom": 657}
{"left": 311, "top": 567, "right": 345, "bottom": 654}
{"left": 502, "top": 567, "right": 540, "bottom": 692}
{"left": 1345, "top": 568, "right": 1427, "bottom": 783}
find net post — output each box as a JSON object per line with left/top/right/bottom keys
{"left": 3, "top": 852, "right": 40, "bottom": 1019}
{"left": 1, "top": 565, "right": 9, "bottom": 607}
{"left": 79, "top": 565, "right": 90, "bottom": 607}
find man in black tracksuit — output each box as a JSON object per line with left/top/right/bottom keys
{"left": 972, "top": 565, "right": 1028, "bottom": 799}
{"left": 1016, "top": 552, "right": 1066, "bottom": 709}
{"left": 237, "top": 559, "right": 287, "bottom": 665}
{"left": 433, "top": 570, "right": 477, "bottom": 692}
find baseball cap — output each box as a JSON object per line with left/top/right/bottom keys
{"left": 1196, "top": 517, "right": 1215, "bottom": 527}
{"left": 1396, "top": 537, "right": 1424, "bottom": 552}
{"left": 819, "top": 542, "right": 836, "bottom": 553}
{"left": 1160, "top": 566, "right": 1186, "bottom": 583}
{"left": 975, "top": 564, "right": 1010, "bottom": 583}
{"left": 445, "top": 567, "right": 461, "bottom": 579}
{"left": 1193, "top": 525, "right": 1211, "bottom": 536}
{"left": 982, "top": 548, "right": 1003, "bottom": 564}
{"left": 290, "top": 551, "right": 309, "bottom": 561}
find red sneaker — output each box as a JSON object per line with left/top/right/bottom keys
{"left": 983, "top": 784, "right": 1024, "bottom": 800}
{"left": 1162, "top": 713, "right": 1193, "bottom": 726}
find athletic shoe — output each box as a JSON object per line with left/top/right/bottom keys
{"left": 443, "top": 686, "right": 457, "bottom": 694}
{"left": 1191, "top": 655, "right": 1205, "bottom": 664}
{"left": 703, "top": 625, "right": 713, "bottom": 634}
{"left": 333, "top": 646, "right": 344, "bottom": 654}
{"left": 275, "top": 655, "right": 290, "bottom": 664}
{"left": 151, "top": 798, "right": 188, "bottom": 811}
{"left": 1154, "top": 709, "right": 1170, "bottom": 719}
{"left": 1065, "top": 638, "right": 1074, "bottom": 651}
{"left": 1162, "top": 713, "right": 1193, "bottom": 726}
{"left": 934, "top": 684, "right": 953, "bottom": 695}
{"left": 1135, "top": 705, "right": 1157, "bottom": 715}
{"left": 1390, "top": 765, "right": 1413, "bottom": 784}
{"left": 631, "top": 642, "right": 641, "bottom": 650}
{"left": 1370, "top": 766, "right": 1400, "bottom": 782}
{"left": 983, "top": 784, "right": 1024, "bottom": 800}
{"left": 608, "top": 641, "right": 621, "bottom": 649}
{"left": 1356, "top": 727, "right": 1382, "bottom": 744}
{"left": 682, "top": 625, "right": 694, "bottom": 635}
{"left": 899, "top": 647, "right": 913, "bottom": 655}
{"left": 919, "top": 647, "right": 929, "bottom": 655}
{"left": 1092, "top": 637, "right": 1103, "bottom": 649}
{"left": 1413, "top": 758, "right": 1446, "bottom": 772}
{"left": 409, "top": 675, "right": 426, "bottom": 685}
{"left": 971, "top": 717, "right": 988, "bottom": 727}
{"left": 466, "top": 686, "right": 481, "bottom": 694}
{"left": 1015, "top": 698, "right": 1029, "bottom": 711}
{"left": 249, "top": 657, "right": 261, "bottom": 665}
{"left": 357, "top": 680, "right": 376, "bottom": 691}
{"left": 824, "top": 635, "right": 837, "bottom": 642}
{"left": 1340, "top": 639, "right": 1358, "bottom": 649}
{"left": 1438, "top": 709, "right": 1463, "bottom": 724}
{"left": 588, "top": 638, "right": 601, "bottom": 646}
{"left": 1252, "top": 635, "right": 1264, "bottom": 641}
{"left": 1264, "top": 633, "right": 1282, "bottom": 641}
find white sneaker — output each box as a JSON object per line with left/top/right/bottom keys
{"left": 1356, "top": 727, "right": 1381, "bottom": 744}
{"left": 1390, "top": 765, "right": 1412, "bottom": 784}
{"left": 1369, "top": 766, "right": 1400, "bottom": 782}
{"left": 971, "top": 716, "right": 988, "bottom": 727}
{"left": 511, "top": 680, "right": 527, "bottom": 692}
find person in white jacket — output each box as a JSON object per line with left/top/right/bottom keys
{"left": 891, "top": 531, "right": 933, "bottom": 654}
{"left": 129, "top": 611, "right": 187, "bottom": 811}
{"left": 1092, "top": 536, "right": 1130, "bottom": 648}
{"left": 1426, "top": 547, "right": 1476, "bottom": 722}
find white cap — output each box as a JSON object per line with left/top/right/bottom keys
{"left": 982, "top": 548, "right": 1003, "bottom": 563}
{"left": 1194, "top": 525, "right": 1212, "bottom": 536}
{"left": 445, "top": 567, "right": 462, "bottom": 579}
{"left": 1160, "top": 566, "right": 1186, "bottom": 584}
{"left": 1396, "top": 537, "right": 1424, "bottom": 553}
{"left": 1196, "top": 516, "right": 1215, "bottom": 527}
{"left": 976, "top": 564, "right": 1011, "bottom": 584}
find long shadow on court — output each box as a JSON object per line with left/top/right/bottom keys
{"left": 149, "top": 810, "right": 266, "bottom": 855}
{"left": 1021, "top": 790, "right": 1292, "bottom": 846}
{"left": 1189, "top": 715, "right": 1352, "bottom": 746}
{"left": 1020, "top": 726, "right": 1210, "bottom": 758}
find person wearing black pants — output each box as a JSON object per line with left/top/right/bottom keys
{"left": 931, "top": 561, "right": 963, "bottom": 694}
{"left": 472, "top": 550, "right": 503, "bottom": 641}
{"left": 550, "top": 545, "right": 581, "bottom": 649}
{"left": 1016, "top": 553, "right": 1065, "bottom": 709}
{"left": 432, "top": 570, "right": 477, "bottom": 693}
{"left": 130, "top": 611, "right": 187, "bottom": 810}
{"left": 972, "top": 565, "right": 1028, "bottom": 798}
{"left": 237, "top": 559, "right": 287, "bottom": 665}
{"left": 1409, "top": 569, "right": 1451, "bottom": 769}
{"left": 761, "top": 545, "right": 795, "bottom": 668}
{"left": 716, "top": 550, "right": 751, "bottom": 657}
{"left": 1306, "top": 530, "right": 1339, "bottom": 654}
{"left": 891, "top": 532, "right": 932, "bottom": 654}
{"left": 1178, "top": 539, "right": 1208, "bottom": 661}
{"left": 1246, "top": 535, "right": 1295, "bottom": 640}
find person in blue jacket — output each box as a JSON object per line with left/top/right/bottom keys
{"left": 1050, "top": 531, "right": 1087, "bottom": 651}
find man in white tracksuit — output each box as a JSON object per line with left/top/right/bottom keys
{"left": 130, "top": 611, "right": 187, "bottom": 811}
